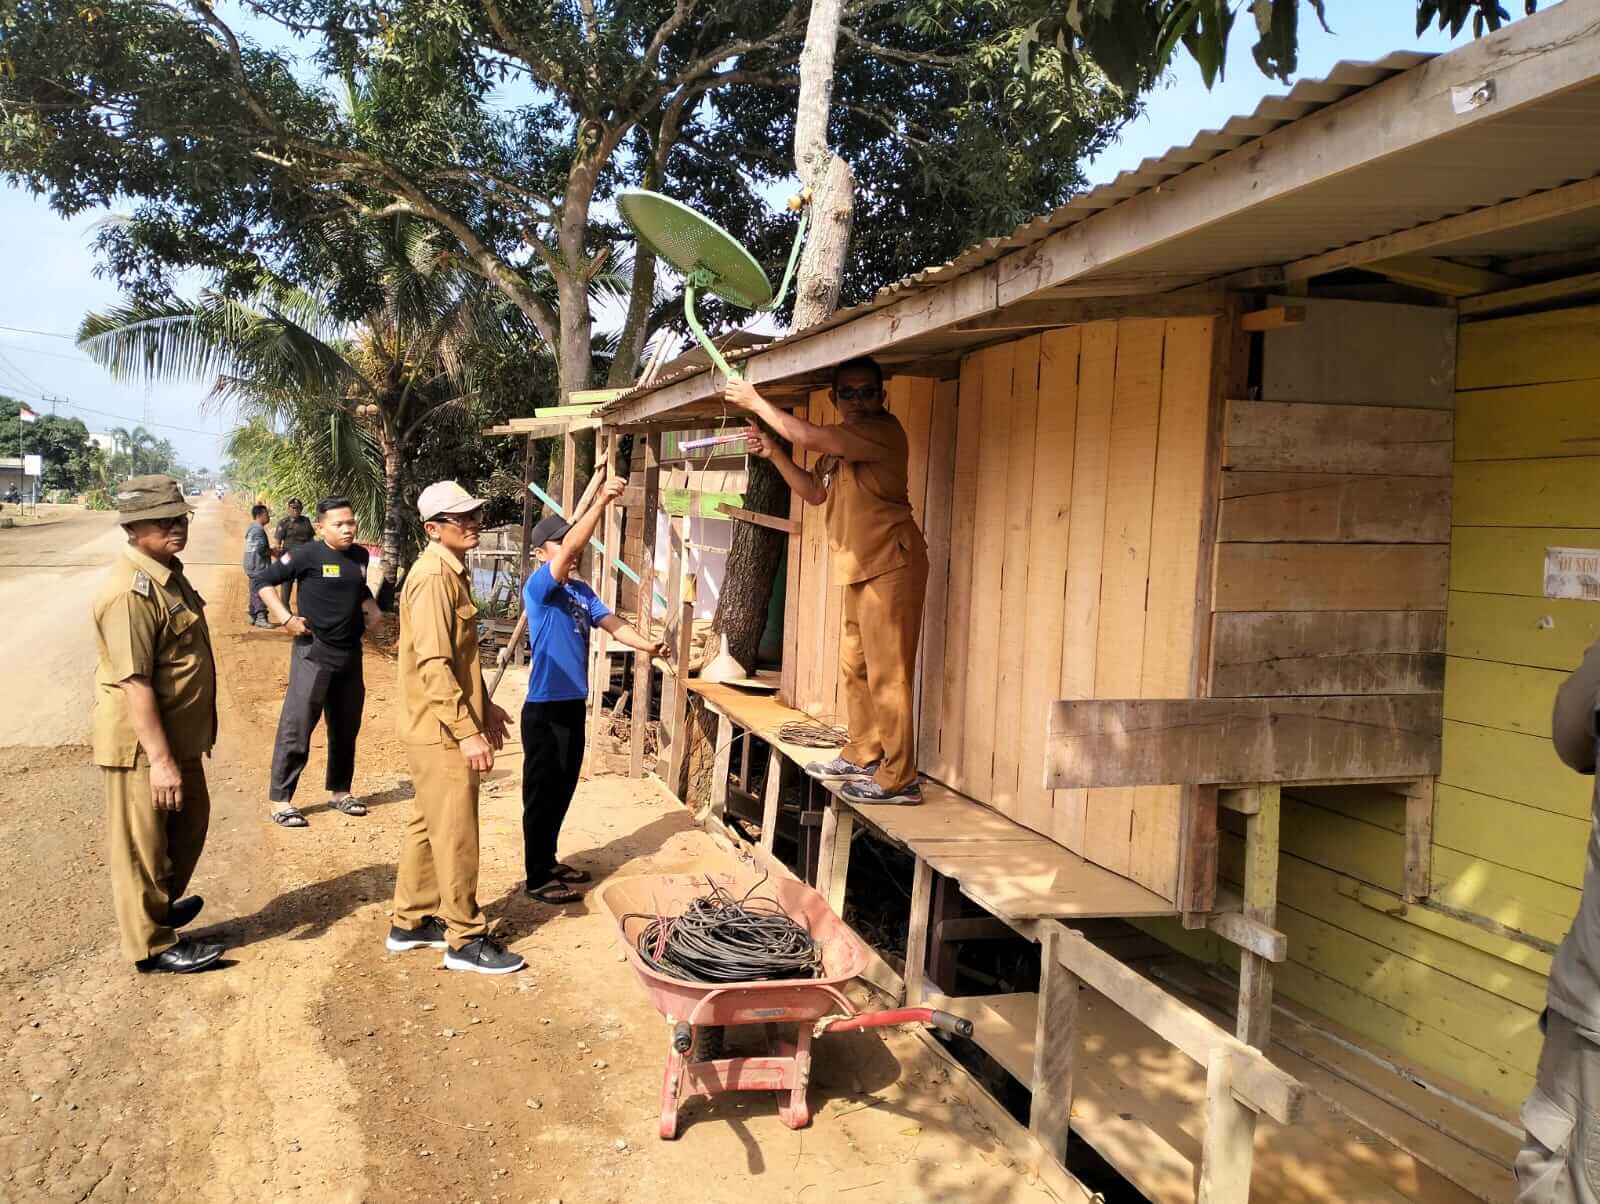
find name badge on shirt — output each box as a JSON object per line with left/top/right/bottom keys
{"left": 322, "top": 563, "right": 341, "bottom": 578}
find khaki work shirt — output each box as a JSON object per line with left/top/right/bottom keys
{"left": 91, "top": 546, "right": 218, "bottom": 768}
{"left": 811, "top": 409, "right": 926, "bottom": 586}
{"left": 1548, "top": 638, "right": 1600, "bottom": 1031}
{"left": 397, "top": 541, "right": 488, "bottom": 746}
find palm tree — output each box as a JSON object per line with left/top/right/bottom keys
{"left": 78, "top": 218, "right": 570, "bottom": 582}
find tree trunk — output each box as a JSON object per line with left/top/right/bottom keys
{"left": 380, "top": 437, "right": 404, "bottom": 591}
{"left": 607, "top": 248, "right": 658, "bottom": 387}
{"left": 683, "top": 0, "right": 854, "bottom": 810}
{"left": 556, "top": 268, "right": 594, "bottom": 401}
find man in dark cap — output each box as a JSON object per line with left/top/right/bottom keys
{"left": 272, "top": 498, "right": 315, "bottom": 609}
{"left": 91, "top": 475, "right": 224, "bottom": 973}
{"left": 518, "top": 472, "right": 664, "bottom": 904}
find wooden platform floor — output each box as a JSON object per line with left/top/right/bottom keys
{"left": 688, "top": 679, "right": 1176, "bottom": 921}
{"left": 932, "top": 955, "right": 1510, "bottom": 1204}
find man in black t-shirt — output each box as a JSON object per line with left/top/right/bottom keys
{"left": 257, "top": 496, "right": 380, "bottom": 827}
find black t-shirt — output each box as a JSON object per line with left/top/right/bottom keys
{"left": 262, "top": 541, "right": 373, "bottom": 662}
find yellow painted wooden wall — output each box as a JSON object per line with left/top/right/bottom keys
{"left": 1155, "top": 301, "right": 1600, "bottom": 1117}
{"left": 787, "top": 318, "right": 1218, "bottom": 901}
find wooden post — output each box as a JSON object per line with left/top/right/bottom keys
{"left": 663, "top": 568, "right": 695, "bottom": 798}
{"left": 656, "top": 516, "right": 685, "bottom": 782}
{"left": 759, "top": 754, "right": 783, "bottom": 854}
{"left": 737, "top": 732, "right": 753, "bottom": 794}
{"left": 1029, "top": 926, "right": 1078, "bottom": 1164}
{"left": 709, "top": 711, "right": 734, "bottom": 823}
{"left": 586, "top": 431, "right": 621, "bottom": 757}
{"left": 814, "top": 801, "right": 854, "bottom": 917}
{"left": 1404, "top": 785, "right": 1434, "bottom": 903}
{"left": 903, "top": 856, "right": 933, "bottom": 1006}
{"left": 1197, "top": 1050, "right": 1257, "bottom": 1204}
{"left": 629, "top": 433, "right": 661, "bottom": 778}
{"left": 925, "top": 874, "right": 965, "bottom": 995}
{"left": 560, "top": 429, "right": 577, "bottom": 513}
{"left": 1236, "top": 784, "right": 1281, "bottom": 1048}
{"left": 515, "top": 433, "right": 536, "bottom": 667}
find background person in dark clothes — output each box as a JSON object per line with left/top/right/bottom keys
{"left": 243, "top": 503, "right": 273, "bottom": 627}
{"left": 257, "top": 497, "right": 383, "bottom": 827}
{"left": 272, "top": 498, "right": 315, "bottom": 609}
{"left": 516, "top": 473, "right": 665, "bottom": 903}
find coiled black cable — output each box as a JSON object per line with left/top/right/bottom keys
{"left": 628, "top": 874, "right": 824, "bottom": 984}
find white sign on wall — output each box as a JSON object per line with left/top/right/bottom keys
{"left": 21, "top": 454, "right": 41, "bottom": 478}
{"left": 1545, "top": 547, "right": 1600, "bottom": 602}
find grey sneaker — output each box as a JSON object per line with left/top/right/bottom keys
{"left": 804, "top": 756, "right": 879, "bottom": 783}
{"left": 386, "top": 916, "right": 448, "bottom": 952}
{"left": 841, "top": 779, "right": 923, "bottom": 806}
{"left": 443, "top": 937, "right": 526, "bottom": 975}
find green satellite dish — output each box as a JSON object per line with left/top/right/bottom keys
{"left": 617, "top": 187, "right": 811, "bottom": 380}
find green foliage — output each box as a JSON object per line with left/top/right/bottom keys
{"left": 0, "top": 397, "right": 99, "bottom": 491}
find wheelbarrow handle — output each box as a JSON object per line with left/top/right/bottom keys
{"left": 672, "top": 1021, "right": 693, "bottom": 1054}
{"left": 817, "top": 1007, "right": 974, "bottom": 1039}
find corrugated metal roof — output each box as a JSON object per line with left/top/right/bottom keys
{"left": 600, "top": 52, "right": 1431, "bottom": 410}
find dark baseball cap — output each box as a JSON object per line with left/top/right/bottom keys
{"left": 531, "top": 512, "right": 573, "bottom": 548}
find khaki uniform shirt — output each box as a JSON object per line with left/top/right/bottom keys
{"left": 397, "top": 541, "right": 488, "bottom": 746}
{"left": 91, "top": 547, "right": 218, "bottom": 768}
{"left": 810, "top": 409, "right": 927, "bottom": 586}
{"left": 1548, "top": 638, "right": 1600, "bottom": 1029}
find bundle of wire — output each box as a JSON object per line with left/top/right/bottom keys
{"left": 630, "top": 876, "right": 824, "bottom": 984}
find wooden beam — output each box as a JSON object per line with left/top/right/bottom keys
{"left": 708, "top": 710, "right": 734, "bottom": 823}
{"left": 1197, "top": 1051, "right": 1257, "bottom": 1204}
{"left": 1236, "top": 785, "right": 1281, "bottom": 1048}
{"left": 950, "top": 289, "right": 1224, "bottom": 333}
{"left": 1045, "top": 696, "right": 1443, "bottom": 789}
{"left": 1039, "top": 921, "right": 1304, "bottom": 1124}
{"left": 992, "top": 4, "right": 1600, "bottom": 306}
{"left": 1279, "top": 176, "right": 1600, "bottom": 284}
{"left": 1405, "top": 790, "right": 1435, "bottom": 903}
{"left": 814, "top": 803, "right": 855, "bottom": 918}
{"left": 1028, "top": 926, "right": 1078, "bottom": 1164}
{"left": 904, "top": 856, "right": 933, "bottom": 1007}
{"left": 758, "top": 754, "right": 783, "bottom": 855}
{"left": 482, "top": 416, "right": 601, "bottom": 438}
{"left": 1239, "top": 304, "right": 1305, "bottom": 332}
{"left": 1459, "top": 269, "right": 1600, "bottom": 318}
{"left": 716, "top": 502, "right": 800, "bottom": 535}
{"left": 630, "top": 433, "right": 661, "bottom": 779}
{"left": 1207, "top": 889, "right": 1288, "bottom": 963}
{"left": 1365, "top": 255, "right": 1515, "bottom": 296}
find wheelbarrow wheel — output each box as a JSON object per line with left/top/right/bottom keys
{"left": 690, "top": 1025, "right": 724, "bottom": 1063}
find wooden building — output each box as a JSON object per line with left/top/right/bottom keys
{"left": 580, "top": 6, "right": 1600, "bottom": 1200}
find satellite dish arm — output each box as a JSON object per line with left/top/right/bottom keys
{"left": 761, "top": 191, "right": 813, "bottom": 314}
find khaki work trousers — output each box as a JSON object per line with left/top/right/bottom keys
{"left": 103, "top": 757, "right": 211, "bottom": 962}
{"left": 392, "top": 741, "right": 487, "bottom": 950}
{"left": 1517, "top": 1008, "right": 1600, "bottom": 1203}
{"left": 839, "top": 549, "right": 928, "bottom": 791}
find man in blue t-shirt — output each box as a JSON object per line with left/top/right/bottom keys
{"left": 519, "top": 472, "right": 664, "bottom": 903}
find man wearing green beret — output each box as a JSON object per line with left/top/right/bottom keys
{"left": 91, "top": 475, "right": 225, "bottom": 973}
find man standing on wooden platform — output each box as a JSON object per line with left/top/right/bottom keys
{"left": 731, "top": 357, "right": 928, "bottom": 806}
{"left": 1520, "top": 639, "right": 1600, "bottom": 1200}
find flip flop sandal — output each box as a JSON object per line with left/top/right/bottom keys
{"left": 525, "top": 879, "right": 582, "bottom": 904}
{"left": 549, "top": 863, "right": 592, "bottom": 884}
{"left": 270, "top": 807, "right": 308, "bottom": 828}
{"left": 330, "top": 796, "right": 368, "bottom": 816}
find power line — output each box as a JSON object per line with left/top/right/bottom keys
{"left": 0, "top": 342, "right": 99, "bottom": 365}
{"left": 0, "top": 323, "right": 75, "bottom": 340}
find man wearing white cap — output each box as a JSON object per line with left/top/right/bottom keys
{"left": 385, "top": 481, "right": 522, "bottom": 974}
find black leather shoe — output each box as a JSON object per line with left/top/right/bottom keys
{"left": 165, "top": 895, "right": 204, "bottom": 928}
{"left": 136, "top": 939, "right": 225, "bottom": 974}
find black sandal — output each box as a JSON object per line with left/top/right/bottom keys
{"left": 270, "top": 807, "right": 308, "bottom": 828}
{"left": 524, "top": 879, "right": 582, "bottom": 904}
{"left": 329, "top": 796, "right": 368, "bottom": 816}
{"left": 549, "top": 863, "right": 591, "bottom": 884}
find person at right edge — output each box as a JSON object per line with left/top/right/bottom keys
{"left": 729, "top": 356, "right": 927, "bottom": 806}
{"left": 1518, "top": 638, "right": 1600, "bottom": 1201}
{"left": 386, "top": 480, "right": 523, "bottom": 975}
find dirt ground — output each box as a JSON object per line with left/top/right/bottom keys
{"left": 0, "top": 500, "right": 1058, "bottom": 1203}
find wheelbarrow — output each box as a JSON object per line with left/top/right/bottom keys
{"left": 598, "top": 871, "right": 973, "bottom": 1139}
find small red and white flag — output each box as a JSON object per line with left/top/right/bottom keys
{"left": 17, "top": 405, "right": 37, "bottom": 423}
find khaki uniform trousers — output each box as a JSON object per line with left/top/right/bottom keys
{"left": 839, "top": 547, "right": 929, "bottom": 791}
{"left": 393, "top": 740, "right": 488, "bottom": 949}
{"left": 103, "top": 757, "right": 210, "bottom": 962}
{"left": 1518, "top": 1008, "right": 1600, "bottom": 1203}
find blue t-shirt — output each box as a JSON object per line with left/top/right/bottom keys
{"left": 523, "top": 563, "right": 611, "bottom": 702}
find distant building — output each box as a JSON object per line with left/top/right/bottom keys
{"left": 87, "top": 432, "right": 117, "bottom": 453}
{"left": 0, "top": 456, "right": 41, "bottom": 500}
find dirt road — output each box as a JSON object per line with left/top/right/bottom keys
{"left": 0, "top": 502, "right": 1053, "bottom": 1204}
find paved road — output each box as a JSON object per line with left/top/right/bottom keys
{"left": 0, "top": 498, "right": 235, "bottom": 746}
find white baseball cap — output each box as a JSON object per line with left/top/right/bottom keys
{"left": 416, "top": 480, "right": 487, "bottom": 520}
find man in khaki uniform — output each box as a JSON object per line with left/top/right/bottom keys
{"left": 93, "top": 476, "right": 224, "bottom": 973}
{"left": 731, "top": 357, "right": 929, "bottom": 805}
{"left": 1518, "top": 638, "right": 1600, "bottom": 1201}
{"left": 386, "top": 480, "right": 522, "bottom": 974}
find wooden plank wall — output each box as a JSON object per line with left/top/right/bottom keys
{"left": 789, "top": 319, "right": 1219, "bottom": 902}
{"left": 1149, "top": 299, "right": 1586, "bottom": 1117}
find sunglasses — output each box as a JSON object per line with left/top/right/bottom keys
{"left": 152, "top": 514, "right": 190, "bottom": 531}
{"left": 437, "top": 513, "right": 484, "bottom": 530}
{"left": 835, "top": 385, "right": 882, "bottom": 401}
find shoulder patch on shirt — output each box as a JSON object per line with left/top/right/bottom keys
{"left": 322, "top": 563, "right": 341, "bottom": 577}
{"left": 131, "top": 571, "right": 151, "bottom": 598}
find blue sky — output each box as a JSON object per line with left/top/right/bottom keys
{"left": 0, "top": 2, "right": 1473, "bottom": 470}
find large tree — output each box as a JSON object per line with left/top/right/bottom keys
{"left": 1, "top": 1, "right": 1137, "bottom": 404}
{"left": 0, "top": 401, "right": 95, "bottom": 492}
